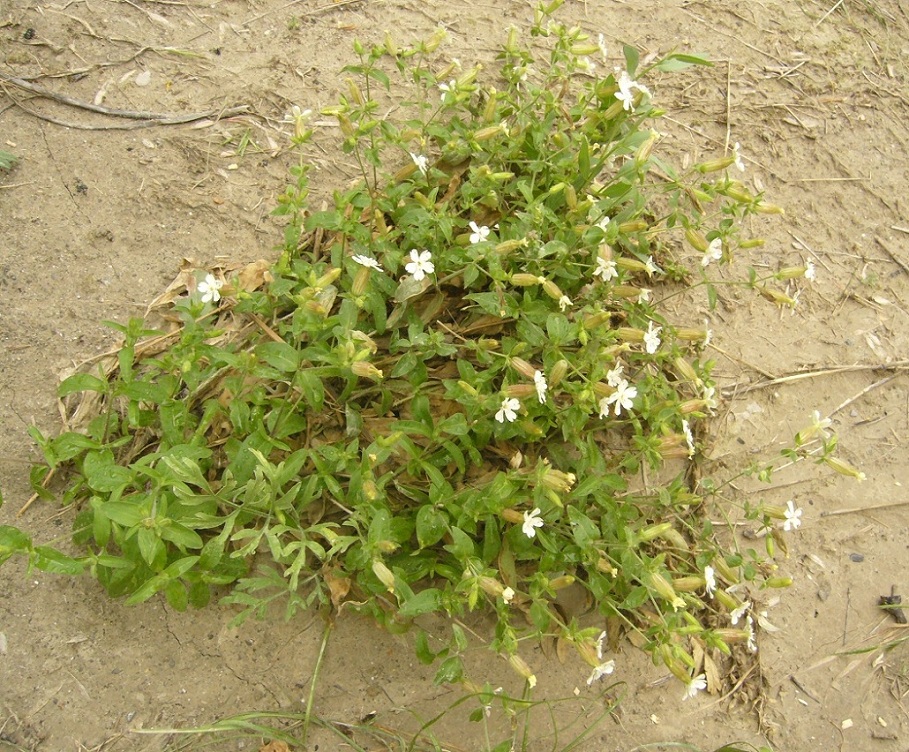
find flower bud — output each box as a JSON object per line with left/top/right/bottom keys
{"left": 695, "top": 156, "right": 736, "bottom": 173}
{"left": 352, "top": 266, "right": 371, "bottom": 296}
{"left": 548, "top": 575, "right": 575, "bottom": 590}
{"left": 824, "top": 455, "right": 866, "bottom": 480}
{"left": 649, "top": 572, "right": 684, "bottom": 611}
{"left": 457, "top": 380, "right": 479, "bottom": 397}
{"left": 505, "top": 384, "right": 535, "bottom": 399}
{"left": 351, "top": 361, "right": 384, "bottom": 381}
{"left": 739, "top": 237, "right": 765, "bottom": 249}
{"left": 754, "top": 201, "right": 785, "bottom": 215}
{"left": 764, "top": 576, "right": 793, "bottom": 589}
{"left": 511, "top": 273, "right": 539, "bottom": 287}
{"left": 549, "top": 359, "right": 568, "bottom": 387}
{"left": 570, "top": 43, "right": 600, "bottom": 55}
{"left": 618, "top": 220, "right": 648, "bottom": 234}
{"left": 777, "top": 265, "right": 809, "bottom": 280}
{"left": 475, "top": 125, "right": 504, "bottom": 142}
{"left": 372, "top": 559, "right": 396, "bottom": 593}
{"left": 712, "top": 557, "right": 740, "bottom": 586}
{"left": 540, "top": 466, "right": 576, "bottom": 493}
{"left": 672, "top": 576, "right": 704, "bottom": 593}
{"left": 510, "top": 357, "right": 537, "bottom": 380}
{"left": 540, "top": 278, "right": 564, "bottom": 301}
{"left": 494, "top": 238, "right": 524, "bottom": 255}
{"left": 615, "top": 326, "right": 644, "bottom": 343}
{"left": 616, "top": 256, "right": 647, "bottom": 273}
{"left": 758, "top": 286, "right": 796, "bottom": 308}
{"left": 501, "top": 508, "right": 524, "bottom": 524}
{"left": 478, "top": 576, "right": 505, "bottom": 598}
{"left": 673, "top": 357, "right": 699, "bottom": 382}
{"left": 507, "top": 654, "right": 537, "bottom": 688}
{"left": 639, "top": 522, "right": 673, "bottom": 542}
{"left": 597, "top": 557, "right": 618, "bottom": 576}
{"left": 685, "top": 228, "right": 709, "bottom": 253}
{"left": 483, "top": 87, "right": 498, "bottom": 121}
{"left": 424, "top": 27, "right": 446, "bottom": 53}
{"left": 611, "top": 285, "right": 644, "bottom": 299}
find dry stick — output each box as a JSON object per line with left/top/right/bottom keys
{"left": 721, "top": 361, "right": 909, "bottom": 396}
{"left": 0, "top": 72, "right": 250, "bottom": 125}
{"left": 18, "top": 467, "right": 56, "bottom": 517}
{"left": 241, "top": 0, "right": 364, "bottom": 27}
{"left": 829, "top": 373, "right": 902, "bottom": 416}
{"left": 821, "top": 499, "right": 909, "bottom": 518}
{"left": 893, "top": 226, "right": 909, "bottom": 235}
{"left": 875, "top": 236, "right": 909, "bottom": 275}
{"left": 816, "top": 0, "right": 845, "bottom": 26}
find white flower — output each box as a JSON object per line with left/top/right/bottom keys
{"left": 495, "top": 396, "right": 520, "bottom": 424}
{"left": 502, "top": 586, "right": 515, "bottom": 605}
{"left": 812, "top": 409, "right": 832, "bottom": 435}
{"left": 405, "top": 249, "right": 434, "bottom": 281}
{"left": 682, "top": 673, "right": 707, "bottom": 701}
{"left": 637, "top": 288, "right": 651, "bottom": 304}
{"left": 410, "top": 152, "right": 428, "bottom": 176}
{"left": 596, "top": 214, "right": 611, "bottom": 232}
{"left": 439, "top": 79, "right": 456, "bottom": 100}
{"left": 733, "top": 142, "right": 745, "bottom": 172}
{"left": 606, "top": 364, "right": 625, "bottom": 388}
{"left": 469, "top": 221, "right": 490, "bottom": 244}
{"left": 597, "top": 33, "right": 609, "bottom": 61}
{"left": 586, "top": 660, "right": 616, "bottom": 686}
{"left": 596, "top": 630, "right": 607, "bottom": 660}
{"left": 644, "top": 321, "right": 662, "bottom": 354}
{"left": 533, "top": 370, "right": 548, "bottom": 404}
{"left": 594, "top": 257, "right": 618, "bottom": 282}
{"left": 730, "top": 600, "right": 751, "bottom": 626}
{"left": 704, "top": 565, "right": 716, "bottom": 597}
{"left": 352, "top": 254, "right": 383, "bottom": 271}
{"left": 644, "top": 255, "right": 662, "bottom": 276}
{"left": 558, "top": 295, "right": 572, "bottom": 312}
{"left": 600, "top": 379, "right": 637, "bottom": 417}
{"left": 579, "top": 56, "right": 596, "bottom": 73}
{"left": 284, "top": 105, "right": 312, "bottom": 123}
{"left": 615, "top": 70, "right": 651, "bottom": 111}
{"left": 783, "top": 500, "right": 802, "bottom": 532}
{"left": 682, "top": 419, "right": 695, "bottom": 457}
{"left": 197, "top": 273, "right": 223, "bottom": 304}
{"left": 703, "top": 384, "right": 718, "bottom": 412}
{"left": 805, "top": 259, "right": 817, "bottom": 282}
{"left": 703, "top": 319, "right": 713, "bottom": 348}
{"left": 522, "top": 507, "right": 544, "bottom": 538}
{"left": 745, "top": 615, "right": 758, "bottom": 653}
{"left": 702, "top": 237, "right": 723, "bottom": 267}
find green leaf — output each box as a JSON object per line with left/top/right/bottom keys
{"left": 137, "top": 527, "right": 163, "bottom": 568}
{"left": 159, "top": 453, "right": 210, "bottom": 489}
{"left": 58, "top": 372, "right": 107, "bottom": 398}
{"left": 398, "top": 587, "right": 442, "bottom": 618}
{"left": 257, "top": 341, "right": 301, "bottom": 373}
{"left": 0, "top": 525, "right": 32, "bottom": 564}
{"left": 437, "top": 412, "right": 469, "bottom": 436}
{"left": 165, "top": 579, "right": 189, "bottom": 611}
{"left": 414, "top": 629, "right": 437, "bottom": 664}
{"left": 656, "top": 53, "right": 713, "bottom": 72}
{"left": 621, "top": 585, "right": 649, "bottom": 609}
{"left": 31, "top": 547, "right": 85, "bottom": 575}
{"left": 433, "top": 655, "right": 464, "bottom": 685}
{"left": 623, "top": 44, "right": 640, "bottom": 77}
{"left": 188, "top": 580, "right": 212, "bottom": 609}
{"left": 100, "top": 501, "right": 145, "bottom": 528}
{"left": 296, "top": 370, "right": 324, "bottom": 411}
{"left": 125, "top": 575, "right": 166, "bottom": 605}
{"left": 444, "top": 527, "right": 475, "bottom": 561}
{"left": 159, "top": 523, "right": 204, "bottom": 550}
{"left": 545, "top": 313, "right": 570, "bottom": 345}
{"left": 82, "top": 450, "right": 133, "bottom": 492}
{"left": 415, "top": 505, "right": 448, "bottom": 548}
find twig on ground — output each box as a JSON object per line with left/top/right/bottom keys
{"left": 820, "top": 499, "right": 909, "bottom": 518}
{"left": 0, "top": 72, "right": 250, "bottom": 128}
{"left": 875, "top": 236, "right": 909, "bottom": 275}
{"left": 242, "top": 0, "right": 365, "bottom": 27}
{"left": 816, "top": 0, "right": 845, "bottom": 27}
{"left": 721, "top": 361, "right": 909, "bottom": 396}
{"left": 830, "top": 374, "right": 901, "bottom": 416}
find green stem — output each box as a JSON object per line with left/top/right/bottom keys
{"left": 301, "top": 616, "right": 333, "bottom": 745}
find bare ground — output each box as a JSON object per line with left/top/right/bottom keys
{"left": 2, "top": 1, "right": 909, "bottom": 750}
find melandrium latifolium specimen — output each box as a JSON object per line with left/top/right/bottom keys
{"left": 1, "top": 0, "right": 849, "bottom": 698}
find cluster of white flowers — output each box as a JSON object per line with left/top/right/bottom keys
{"left": 599, "top": 364, "right": 637, "bottom": 417}
{"left": 615, "top": 70, "right": 651, "bottom": 111}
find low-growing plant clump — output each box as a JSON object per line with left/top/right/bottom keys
{"left": 1, "top": 0, "right": 858, "bottom": 702}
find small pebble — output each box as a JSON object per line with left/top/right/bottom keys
{"left": 849, "top": 553, "right": 864, "bottom": 563}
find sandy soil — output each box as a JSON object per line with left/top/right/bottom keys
{"left": 2, "top": 1, "right": 909, "bottom": 750}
